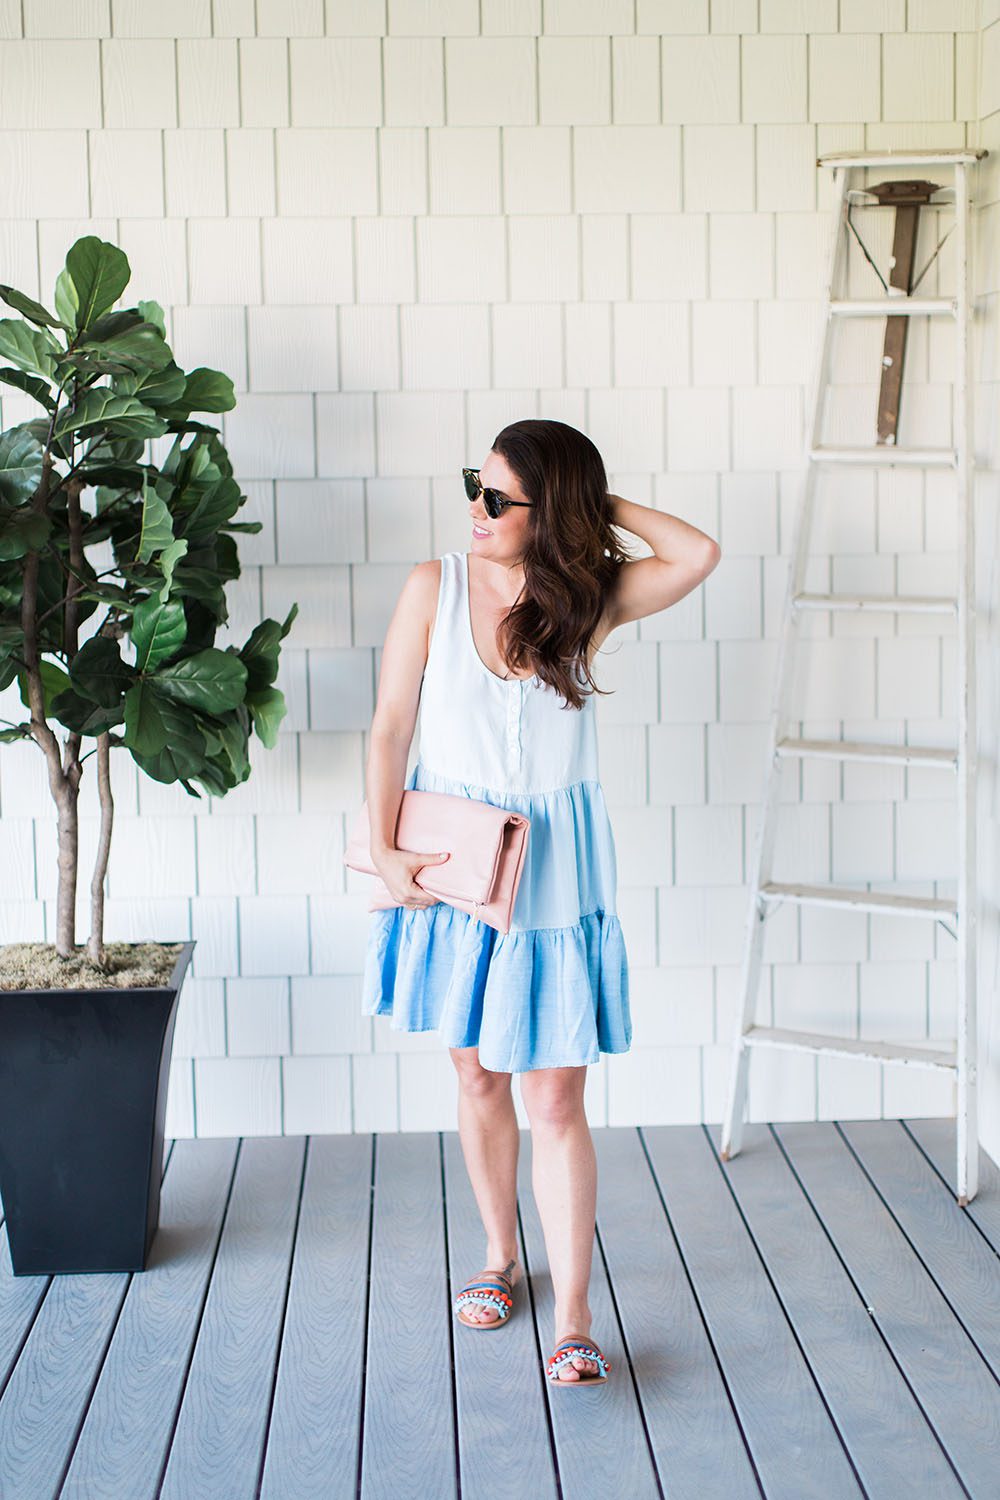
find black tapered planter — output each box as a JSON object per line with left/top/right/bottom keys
{"left": 0, "top": 940, "right": 195, "bottom": 1276}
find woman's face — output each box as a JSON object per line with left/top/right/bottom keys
{"left": 468, "top": 452, "right": 534, "bottom": 566}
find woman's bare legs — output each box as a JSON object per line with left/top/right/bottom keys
{"left": 519, "top": 1065, "right": 600, "bottom": 1380}
{"left": 449, "top": 1046, "right": 522, "bottom": 1322}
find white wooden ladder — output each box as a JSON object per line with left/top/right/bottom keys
{"left": 719, "top": 148, "right": 988, "bottom": 1206}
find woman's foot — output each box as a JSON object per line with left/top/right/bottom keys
{"left": 458, "top": 1256, "right": 521, "bottom": 1325}
{"left": 551, "top": 1320, "right": 599, "bottom": 1380}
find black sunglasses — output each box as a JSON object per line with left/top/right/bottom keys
{"left": 463, "top": 467, "right": 534, "bottom": 520}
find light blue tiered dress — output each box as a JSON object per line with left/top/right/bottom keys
{"left": 360, "top": 549, "right": 631, "bottom": 1073}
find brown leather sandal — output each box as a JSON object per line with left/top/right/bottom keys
{"left": 545, "top": 1333, "right": 612, "bottom": 1385}
{"left": 453, "top": 1262, "right": 516, "bottom": 1328}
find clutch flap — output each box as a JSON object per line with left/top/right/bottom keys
{"left": 344, "top": 789, "right": 527, "bottom": 904}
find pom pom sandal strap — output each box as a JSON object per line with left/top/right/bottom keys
{"left": 545, "top": 1334, "right": 612, "bottom": 1383}
{"left": 453, "top": 1268, "right": 515, "bottom": 1324}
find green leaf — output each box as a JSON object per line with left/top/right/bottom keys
{"left": 0, "top": 723, "right": 32, "bottom": 741}
{"left": 159, "top": 419, "right": 220, "bottom": 442}
{"left": 156, "top": 538, "right": 188, "bottom": 601}
{"left": 62, "top": 236, "right": 131, "bottom": 332}
{"left": 153, "top": 647, "right": 248, "bottom": 712}
{"left": 76, "top": 310, "right": 173, "bottom": 372}
{"left": 155, "top": 563, "right": 225, "bottom": 610}
{"left": 70, "top": 585, "right": 131, "bottom": 609}
{"left": 136, "top": 477, "right": 175, "bottom": 562}
{"left": 206, "top": 708, "right": 252, "bottom": 787}
{"left": 137, "top": 298, "right": 166, "bottom": 337}
{"left": 180, "top": 476, "right": 245, "bottom": 540}
{"left": 17, "top": 658, "right": 71, "bottom": 718}
{"left": 123, "top": 680, "right": 170, "bottom": 754}
{"left": 0, "top": 284, "right": 66, "bottom": 330}
{"left": 0, "top": 621, "right": 22, "bottom": 655}
{"left": 0, "top": 504, "right": 51, "bottom": 561}
{"left": 71, "top": 583, "right": 132, "bottom": 606}
{"left": 182, "top": 367, "right": 236, "bottom": 414}
{"left": 53, "top": 389, "right": 167, "bottom": 442}
{"left": 15, "top": 417, "right": 54, "bottom": 447}
{"left": 53, "top": 268, "right": 78, "bottom": 330}
{"left": 68, "top": 635, "right": 135, "bottom": 708}
{"left": 127, "top": 692, "right": 207, "bottom": 783}
{"left": 49, "top": 685, "right": 124, "bottom": 736}
{"left": 245, "top": 686, "right": 287, "bottom": 748}
{"left": 0, "top": 319, "right": 61, "bottom": 379}
{"left": 0, "top": 426, "right": 45, "bottom": 505}
{"left": 0, "top": 366, "right": 56, "bottom": 411}
{"left": 240, "top": 603, "right": 298, "bottom": 692}
{"left": 130, "top": 595, "right": 187, "bottom": 671}
{"left": 74, "top": 463, "right": 145, "bottom": 489}
{"left": 116, "top": 360, "right": 187, "bottom": 408}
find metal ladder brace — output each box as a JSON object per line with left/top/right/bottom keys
{"left": 719, "top": 148, "right": 987, "bottom": 1205}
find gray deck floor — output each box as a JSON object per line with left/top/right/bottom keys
{"left": 1, "top": 1118, "right": 998, "bottom": 1500}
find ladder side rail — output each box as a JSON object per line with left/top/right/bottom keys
{"left": 720, "top": 164, "right": 851, "bottom": 1160}
{"left": 954, "top": 161, "right": 979, "bottom": 1204}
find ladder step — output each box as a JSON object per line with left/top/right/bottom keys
{"left": 818, "top": 148, "right": 986, "bottom": 168}
{"left": 743, "top": 1025, "right": 957, "bottom": 1071}
{"left": 759, "top": 881, "right": 957, "bottom": 919}
{"left": 793, "top": 591, "right": 958, "bottom": 615}
{"left": 776, "top": 737, "right": 958, "bottom": 770}
{"left": 829, "top": 297, "right": 955, "bottom": 317}
{"left": 809, "top": 445, "right": 957, "bottom": 467}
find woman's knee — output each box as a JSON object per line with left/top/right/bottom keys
{"left": 449, "top": 1046, "right": 512, "bottom": 1099}
{"left": 519, "top": 1066, "right": 587, "bottom": 1128}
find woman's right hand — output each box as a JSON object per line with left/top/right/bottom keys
{"left": 372, "top": 846, "right": 450, "bottom": 909}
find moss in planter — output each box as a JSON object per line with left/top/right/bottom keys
{"left": 0, "top": 941, "right": 186, "bottom": 991}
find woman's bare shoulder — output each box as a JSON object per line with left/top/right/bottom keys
{"left": 402, "top": 557, "right": 443, "bottom": 655}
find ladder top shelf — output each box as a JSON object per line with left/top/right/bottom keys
{"left": 817, "top": 148, "right": 988, "bottom": 168}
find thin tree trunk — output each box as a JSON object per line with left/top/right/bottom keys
{"left": 88, "top": 732, "right": 113, "bottom": 966}
{"left": 54, "top": 784, "right": 80, "bottom": 957}
{"left": 21, "top": 455, "right": 82, "bottom": 958}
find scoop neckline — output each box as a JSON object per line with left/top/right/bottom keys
{"left": 461, "top": 551, "right": 539, "bottom": 685}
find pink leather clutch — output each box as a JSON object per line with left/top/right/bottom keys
{"left": 343, "top": 789, "right": 530, "bottom": 934}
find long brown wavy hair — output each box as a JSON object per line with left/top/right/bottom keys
{"left": 488, "top": 419, "right": 637, "bottom": 711}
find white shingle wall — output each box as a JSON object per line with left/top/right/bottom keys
{"left": 0, "top": 3, "right": 993, "bottom": 1149}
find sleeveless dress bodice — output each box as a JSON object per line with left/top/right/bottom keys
{"left": 418, "top": 550, "right": 600, "bottom": 795}
{"left": 360, "top": 550, "right": 632, "bottom": 1073}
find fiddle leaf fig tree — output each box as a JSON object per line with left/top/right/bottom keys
{"left": 0, "top": 236, "right": 297, "bottom": 968}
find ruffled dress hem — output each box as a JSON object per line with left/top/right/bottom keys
{"left": 361, "top": 900, "right": 631, "bottom": 1074}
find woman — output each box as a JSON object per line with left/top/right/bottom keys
{"left": 360, "top": 419, "right": 720, "bottom": 1386}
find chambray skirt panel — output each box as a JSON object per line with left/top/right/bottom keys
{"left": 359, "top": 760, "right": 632, "bottom": 1073}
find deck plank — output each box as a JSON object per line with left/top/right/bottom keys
{"left": 0, "top": 1259, "right": 128, "bottom": 1500}
{"left": 643, "top": 1123, "right": 863, "bottom": 1499}
{"left": 259, "top": 1134, "right": 373, "bottom": 1500}
{"left": 60, "top": 1137, "right": 239, "bottom": 1500}
{"left": 359, "top": 1132, "right": 456, "bottom": 1500}
{"left": 1, "top": 1120, "right": 997, "bottom": 1498}
{"left": 0, "top": 1141, "right": 178, "bottom": 1500}
{"left": 774, "top": 1120, "right": 1000, "bottom": 1497}
{"left": 516, "top": 1130, "right": 662, "bottom": 1500}
{"left": 157, "top": 1135, "right": 305, "bottom": 1500}
{"left": 594, "top": 1125, "right": 762, "bottom": 1499}
{"left": 442, "top": 1129, "right": 558, "bottom": 1500}
{"left": 905, "top": 1118, "right": 1000, "bottom": 1253}
{"left": 708, "top": 1121, "right": 964, "bottom": 1499}
{"left": 839, "top": 1119, "right": 1000, "bottom": 1382}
